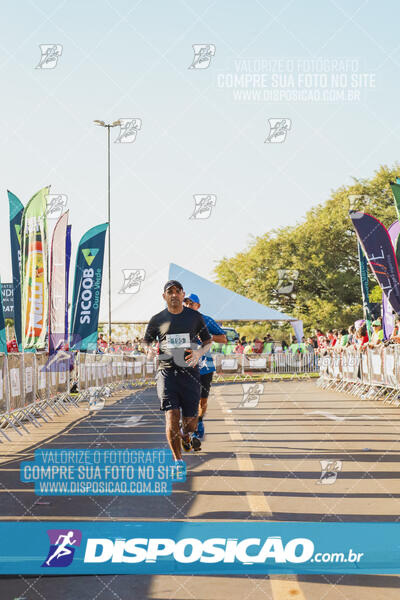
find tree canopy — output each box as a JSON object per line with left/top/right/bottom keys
{"left": 214, "top": 164, "right": 400, "bottom": 333}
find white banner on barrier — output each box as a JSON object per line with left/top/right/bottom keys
{"left": 59, "top": 366, "right": 67, "bottom": 384}
{"left": 371, "top": 353, "right": 382, "bottom": 376}
{"left": 38, "top": 368, "right": 46, "bottom": 390}
{"left": 248, "top": 358, "right": 267, "bottom": 369}
{"left": 25, "top": 367, "right": 33, "bottom": 393}
{"left": 361, "top": 354, "right": 369, "bottom": 377}
{"left": 221, "top": 359, "right": 238, "bottom": 370}
{"left": 385, "top": 350, "right": 396, "bottom": 387}
{"left": 332, "top": 357, "right": 340, "bottom": 377}
{"left": 10, "top": 368, "right": 20, "bottom": 398}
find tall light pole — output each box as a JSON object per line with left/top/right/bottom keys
{"left": 94, "top": 119, "right": 121, "bottom": 344}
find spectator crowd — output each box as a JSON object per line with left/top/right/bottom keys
{"left": 94, "top": 315, "right": 397, "bottom": 358}
{"left": 95, "top": 332, "right": 311, "bottom": 356}
{"left": 312, "top": 316, "right": 392, "bottom": 355}
{"left": 5, "top": 318, "right": 391, "bottom": 358}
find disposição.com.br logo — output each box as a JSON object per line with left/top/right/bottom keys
{"left": 42, "top": 529, "right": 82, "bottom": 567}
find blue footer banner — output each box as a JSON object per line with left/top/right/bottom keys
{"left": 0, "top": 522, "right": 399, "bottom": 574}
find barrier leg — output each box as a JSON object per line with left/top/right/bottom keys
{"left": 20, "top": 407, "right": 40, "bottom": 428}
{"left": 8, "top": 412, "right": 29, "bottom": 434}
{"left": 33, "top": 402, "right": 51, "bottom": 423}
{"left": 53, "top": 396, "right": 69, "bottom": 413}
{"left": 0, "top": 426, "right": 11, "bottom": 441}
{"left": 386, "top": 389, "right": 399, "bottom": 405}
{"left": 39, "top": 400, "right": 55, "bottom": 420}
{"left": 2, "top": 414, "right": 23, "bottom": 436}
{"left": 45, "top": 397, "right": 63, "bottom": 416}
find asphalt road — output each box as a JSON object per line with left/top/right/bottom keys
{"left": 0, "top": 379, "right": 399, "bottom": 599}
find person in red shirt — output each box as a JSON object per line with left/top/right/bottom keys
{"left": 331, "top": 329, "right": 339, "bottom": 346}
{"left": 234, "top": 340, "right": 244, "bottom": 354}
{"left": 6, "top": 338, "right": 18, "bottom": 352}
{"left": 314, "top": 329, "right": 324, "bottom": 348}
{"left": 355, "top": 325, "right": 369, "bottom": 350}
{"left": 253, "top": 338, "right": 264, "bottom": 353}
{"left": 326, "top": 330, "right": 337, "bottom": 346}
{"left": 97, "top": 334, "right": 108, "bottom": 351}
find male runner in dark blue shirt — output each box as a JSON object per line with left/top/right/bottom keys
{"left": 143, "top": 281, "right": 212, "bottom": 463}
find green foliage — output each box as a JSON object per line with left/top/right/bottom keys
{"left": 223, "top": 320, "right": 293, "bottom": 342}
{"left": 215, "top": 164, "right": 400, "bottom": 334}
{"left": 369, "top": 284, "right": 382, "bottom": 303}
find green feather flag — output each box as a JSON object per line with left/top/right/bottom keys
{"left": 389, "top": 178, "right": 400, "bottom": 266}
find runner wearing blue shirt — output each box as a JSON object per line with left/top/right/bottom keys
{"left": 184, "top": 293, "right": 227, "bottom": 438}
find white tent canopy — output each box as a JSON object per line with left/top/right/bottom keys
{"left": 103, "top": 262, "right": 297, "bottom": 325}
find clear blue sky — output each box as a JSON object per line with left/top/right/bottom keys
{"left": 0, "top": 0, "right": 398, "bottom": 319}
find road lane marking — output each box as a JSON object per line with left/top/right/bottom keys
{"left": 236, "top": 454, "right": 254, "bottom": 472}
{"left": 219, "top": 384, "right": 305, "bottom": 600}
{"left": 306, "top": 410, "right": 375, "bottom": 421}
{"left": 247, "top": 492, "right": 272, "bottom": 514}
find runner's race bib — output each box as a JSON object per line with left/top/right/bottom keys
{"left": 165, "top": 333, "right": 191, "bottom": 349}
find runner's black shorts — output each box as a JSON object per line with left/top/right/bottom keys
{"left": 200, "top": 372, "right": 213, "bottom": 398}
{"left": 156, "top": 368, "right": 200, "bottom": 417}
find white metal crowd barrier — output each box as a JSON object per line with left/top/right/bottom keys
{"left": 0, "top": 348, "right": 319, "bottom": 442}
{"left": 317, "top": 345, "right": 400, "bottom": 404}
{"left": 212, "top": 351, "right": 318, "bottom": 381}
{"left": 0, "top": 351, "right": 155, "bottom": 443}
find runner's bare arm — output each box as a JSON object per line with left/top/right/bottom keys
{"left": 212, "top": 334, "right": 227, "bottom": 343}
{"left": 143, "top": 318, "right": 158, "bottom": 358}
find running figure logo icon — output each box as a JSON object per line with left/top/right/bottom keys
{"left": 36, "top": 44, "right": 63, "bottom": 69}
{"left": 46, "top": 194, "right": 68, "bottom": 219}
{"left": 276, "top": 269, "right": 299, "bottom": 295}
{"left": 189, "top": 44, "right": 216, "bottom": 69}
{"left": 42, "top": 529, "right": 82, "bottom": 567}
{"left": 119, "top": 269, "right": 146, "bottom": 294}
{"left": 239, "top": 383, "right": 263, "bottom": 408}
{"left": 114, "top": 118, "right": 142, "bottom": 143}
{"left": 189, "top": 195, "right": 217, "bottom": 219}
{"left": 317, "top": 460, "right": 342, "bottom": 485}
{"left": 265, "top": 118, "right": 291, "bottom": 143}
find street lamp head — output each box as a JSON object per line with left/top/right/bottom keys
{"left": 94, "top": 120, "right": 106, "bottom": 126}
{"left": 112, "top": 120, "right": 121, "bottom": 127}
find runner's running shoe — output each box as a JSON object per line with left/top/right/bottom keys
{"left": 191, "top": 433, "right": 202, "bottom": 452}
{"left": 196, "top": 420, "right": 205, "bottom": 439}
{"left": 181, "top": 437, "right": 192, "bottom": 452}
